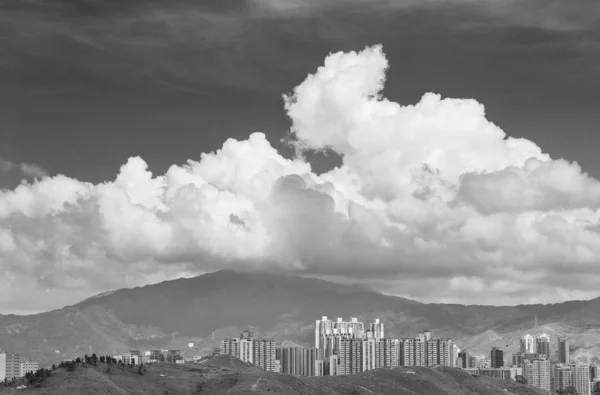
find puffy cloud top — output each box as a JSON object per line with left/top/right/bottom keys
{"left": 2, "top": 45, "right": 599, "bottom": 312}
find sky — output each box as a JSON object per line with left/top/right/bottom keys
{"left": 1, "top": 0, "right": 600, "bottom": 314}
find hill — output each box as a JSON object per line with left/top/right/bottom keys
{"left": 0, "top": 355, "right": 547, "bottom": 395}
{"left": 1, "top": 270, "right": 600, "bottom": 365}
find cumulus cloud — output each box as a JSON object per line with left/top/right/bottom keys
{"left": 0, "top": 158, "right": 48, "bottom": 180}
{"left": 2, "top": 44, "right": 600, "bottom": 312}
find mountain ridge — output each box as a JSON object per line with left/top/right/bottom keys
{"left": 1, "top": 269, "right": 599, "bottom": 365}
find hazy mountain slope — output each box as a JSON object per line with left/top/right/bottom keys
{"left": 456, "top": 322, "right": 600, "bottom": 364}
{"left": 1, "top": 270, "right": 599, "bottom": 366}
{"left": 0, "top": 355, "right": 547, "bottom": 395}
{"left": 75, "top": 270, "right": 425, "bottom": 336}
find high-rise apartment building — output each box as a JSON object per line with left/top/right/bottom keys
{"left": 338, "top": 339, "right": 363, "bottom": 375}
{"left": 523, "top": 358, "right": 551, "bottom": 392}
{"left": 552, "top": 364, "right": 573, "bottom": 393}
{"left": 426, "top": 338, "right": 439, "bottom": 367}
{"left": 4, "top": 353, "right": 20, "bottom": 381}
{"left": 458, "top": 350, "right": 469, "bottom": 368}
{"left": 399, "top": 338, "right": 415, "bottom": 367}
{"left": 278, "top": 347, "right": 317, "bottom": 376}
{"left": 574, "top": 364, "right": 591, "bottom": 395}
{"left": 315, "top": 316, "right": 334, "bottom": 350}
{"left": 362, "top": 336, "right": 378, "bottom": 371}
{"left": 369, "top": 319, "right": 384, "bottom": 340}
{"left": 536, "top": 334, "right": 550, "bottom": 359}
{"left": 520, "top": 334, "right": 535, "bottom": 354}
{"left": 0, "top": 352, "right": 5, "bottom": 382}
{"left": 414, "top": 336, "right": 426, "bottom": 366}
{"left": 315, "top": 316, "right": 365, "bottom": 357}
{"left": 491, "top": 347, "right": 504, "bottom": 368}
{"left": 435, "top": 338, "right": 454, "bottom": 367}
{"left": 220, "top": 331, "right": 277, "bottom": 372}
{"left": 558, "top": 337, "right": 570, "bottom": 364}
{"left": 253, "top": 339, "right": 276, "bottom": 371}
{"left": 380, "top": 338, "right": 399, "bottom": 368}
{"left": 512, "top": 352, "right": 523, "bottom": 368}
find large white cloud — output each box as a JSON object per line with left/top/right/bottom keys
{"left": 2, "top": 45, "right": 600, "bottom": 312}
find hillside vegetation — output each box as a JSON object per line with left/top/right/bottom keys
{"left": 0, "top": 355, "right": 546, "bottom": 395}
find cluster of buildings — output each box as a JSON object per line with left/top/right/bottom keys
{"left": 220, "top": 316, "right": 457, "bottom": 376}
{"left": 219, "top": 317, "right": 600, "bottom": 395}
{"left": 460, "top": 333, "right": 599, "bottom": 395}
{"left": 96, "top": 349, "right": 184, "bottom": 364}
{"left": 0, "top": 351, "right": 40, "bottom": 382}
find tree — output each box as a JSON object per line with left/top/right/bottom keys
{"left": 138, "top": 363, "right": 144, "bottom": 375}
{"left": 52, "top": 364, "right": 56, "bottom": 371}
{"left": 92, "top": 353, "right": 98, "bottom": 364}
{"left": 99, "top": 356, "right": 105, "bottom": 363}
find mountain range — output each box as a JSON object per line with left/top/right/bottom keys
{"left": 1, "top": 270, "right": 599, "bottom": 365}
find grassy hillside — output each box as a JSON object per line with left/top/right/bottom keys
{"left": 0, "top": 355, "right": 547, "bottom": 395}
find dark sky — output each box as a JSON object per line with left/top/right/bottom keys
{"left": 1, "top": 0, "right": 599, "bottom": 185}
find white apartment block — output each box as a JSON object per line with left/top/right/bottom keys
{"left": 369, "top": 319, "right": 384, "bottom": 340}
{"left": 19, "top": 361, "right": 39, "bottom": 377}
{"left": 362, "top": 337, "right": 377, "bottom": 371}
{"left": 4, "top": 353, "right": 20, "bottom": 381}
{"left": 574, "top": 364, "right": 591, "bottom": 395}
{"left": 0, "top": 352, "right": 6, "bottom": 382}
{"left": 520, "top": 334, "right": 535, "bottom": 354}
{"left": 240, "top": 338, "right": 254, "bottom": 364}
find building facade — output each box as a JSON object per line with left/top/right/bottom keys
{"left": 536, "top": 334, "right": 550, "bottom": 360}
{"left": 0, "top": 352, "right": 5, "bottom": 382}
{"left": 4, "top": 353, "right": 20, "bottom": 381}
{"left": 491, "top": 347, "right": 504, "bottom": 368}
{"left": 338, "top": 339, "right": 363, "bottom": 375}
{"left": 400, "top": 338, "right": 415, "bottom": 367}
{"left": 19, "top": 361, "right": 39, "bottom": 377}
{"left": 523, "top": 358, "right": 551, "bottom": 392}
{"left": 220, "top": 331, "right": 277, "bottom": 372}
{"left": 552, "top": 364, "right": 573, "bottom": 393}
{"left": 574, "top": 363, "right": 591, "bottom": 395}
{"left": 520, "top": 334, "right": 535, "bottom": 354}
{"left": 278, "top": 347, "right": 318, "bottom": 376}
{"left": 558, "top": 337, "right": 570, "bottom": 364}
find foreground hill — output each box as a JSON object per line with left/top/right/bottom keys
{"left": 1, "top": 270, "right": 599, "bottom": 365}
{"left": 0, "top": 355, "right": 546, "bottom": 395}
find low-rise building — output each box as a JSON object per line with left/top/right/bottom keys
{"left": 19, "top": 361, "right": 39, "bottom": 377}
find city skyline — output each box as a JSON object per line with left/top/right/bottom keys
{"left": 4, "top": 313, "right": 599, "bottom": 394}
